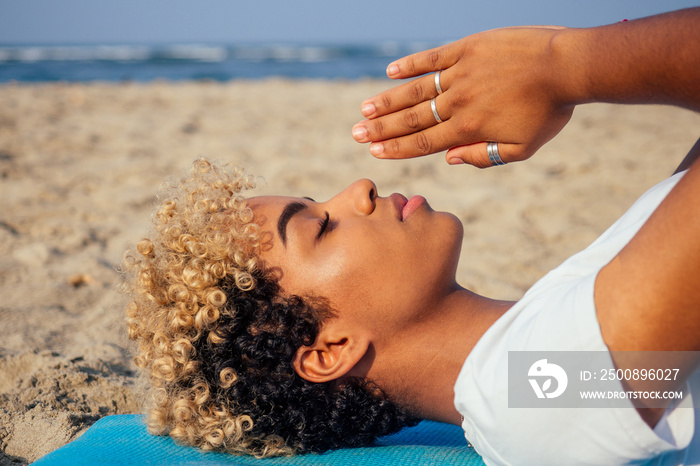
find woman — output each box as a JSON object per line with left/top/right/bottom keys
{"left": 125, "top": 8, "right": 700, "bottom": 465}
{"left": 124, "top": 161, "right": 420, "bottom": 457}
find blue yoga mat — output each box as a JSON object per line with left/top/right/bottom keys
{"left": 34, "top": 414, "right": 485, "bottom": 465}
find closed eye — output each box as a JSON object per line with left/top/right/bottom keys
{"left": 317, "top": 212, "right": 330, "bottom": 239}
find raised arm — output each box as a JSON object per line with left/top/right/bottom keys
{"left": 596, "top": 142, "right": 700, "bottom": 427}
{"left": 351, "top": 8, "right": 700, "bottom": 167}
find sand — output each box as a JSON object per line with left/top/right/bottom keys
{"left": 0, "top": 79, "right": 698, "bottom": 464}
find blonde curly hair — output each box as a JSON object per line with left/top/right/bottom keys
{"left": 124, "top": 159, "right": 416, "bottom": 457}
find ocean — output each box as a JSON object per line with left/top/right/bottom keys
{"left": 0, "top": 42, "right": 441, "bottom": 82}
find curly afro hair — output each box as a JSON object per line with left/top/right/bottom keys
{"left": 124, "top": 159, "right": 417, "bottom": 457}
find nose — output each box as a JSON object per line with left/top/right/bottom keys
{"left": 338, "top": 179, "right": 377, "bottom": 216}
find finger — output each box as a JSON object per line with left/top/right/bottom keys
{"left": 353, "top": 96, "right": 450, "bottom": 143}
{"left": 385, "top": 43, "right": 460, "bottom": 79}
{"left": 360, "top": 71, "right": 447, "bottom": 119}
{"left": 445, "top": 143, "right": 521, "bottom": 169}
{"left": 368, "top": 121, "right": 462, "bottom": 160}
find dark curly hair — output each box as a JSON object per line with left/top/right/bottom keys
{"left": 202, "top": 274, "right": 417, "bottom": 454}
{"left": 124, "top": 159, "right": 417, "bottom": 457}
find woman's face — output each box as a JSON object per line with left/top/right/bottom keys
{"left": 248, "top": 179, "right": 463, "bottom": 338}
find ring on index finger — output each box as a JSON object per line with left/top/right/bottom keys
{"left": 430, "top": 98, "right": 443, "bottom": 123}
{"left": 434, "top": 71, "right": 443, "bottom": 95}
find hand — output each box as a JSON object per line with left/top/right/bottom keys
{"left": 351, "top": 26, "right": 575, "bottom": 168}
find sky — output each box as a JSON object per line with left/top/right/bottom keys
{"left": 1, "top": 0, "right": 699, "bottom": 45}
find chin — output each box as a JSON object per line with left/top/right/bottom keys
{"left": 439, "top": 211, "right": 464, "bottom": 245}
{"left": 432, "top": 211, "right": 464, "bottom": 273}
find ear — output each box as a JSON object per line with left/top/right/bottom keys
{"left": 293, "top": 330, "right": 370, "bottom": 383}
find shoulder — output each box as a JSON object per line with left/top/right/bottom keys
{"left": 454, "top": 172, "right": 694, "bottom": 465}
{"left": 454, "top": 272, "right": 699, "bottom": 465}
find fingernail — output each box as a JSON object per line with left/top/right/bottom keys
{"left": 386, "top": 63, "right": 399, "bottom": 77}
{"left": 352, "top": 125, "right": 367, "bottom": 140}
{"left": 369, "top": 143, "right": 384, "bottom": 157}
{"left": 361, "top": 102, "right": 376, "bottom": 117}
{"left": 448, "top": 157, "right": 465, "bottom": 165}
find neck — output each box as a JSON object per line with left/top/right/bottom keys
{"left": 366, "top": 286, "right": 513, "bottom": 425}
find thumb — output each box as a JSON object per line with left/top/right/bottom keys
{"left": 446, "top": 142, "right": 518, "bottom": 169}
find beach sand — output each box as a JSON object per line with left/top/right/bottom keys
{"left": 1, "top": 80, "right": 698, "bottom": 464}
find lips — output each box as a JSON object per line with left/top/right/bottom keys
{"left": 390, "top": 193, "right": 426, "bottom": 221}
{"left": 402, "top": 195, "right": 426, "bottom": 220}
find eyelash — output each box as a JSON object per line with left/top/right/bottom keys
{"left": 317, "top": 212, "right": 330, "bottom": 239}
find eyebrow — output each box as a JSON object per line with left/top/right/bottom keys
{"left": 277, "top": 201, "right": 309, "bottom": 247}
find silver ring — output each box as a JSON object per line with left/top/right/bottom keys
{"left": 435, "top": 70, "right": 443, "bottom": 95}
{"left": 430, "top": 97, "right": 443, "bottom": 123}
{"left": 487, "top": 142, "right": 506, "bottom": 166}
